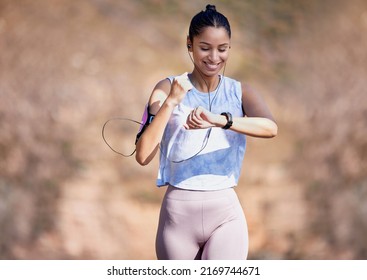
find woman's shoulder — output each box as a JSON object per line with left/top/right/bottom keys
{"left": 223, "top": 76, "right": 253, "bottom": 96}
{"left": 223, "top": 75, "right": 243, "bottom": 91}
{"left": 154, "top": 77, "right": 172, "bottom": 89}
{"left": 152, "top": 73, "right": 187, "bottom": 94}
{"left": 150, "top": 77, "right": 172, "bottom": 98}
{"left": 240, "top": 81, "right": 254, "bottom": 95}
{"left": 222, "top": 76, "right": 244, "bottom": 100}
{"left": 147, "top": 77, "right": 173, "bottom": 112}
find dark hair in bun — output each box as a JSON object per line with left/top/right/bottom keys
{"left": 188, "top": 4, "right": 231, "bottom": 42}
{"left": 205, "top": 4, "right": 216, "bottom": 12}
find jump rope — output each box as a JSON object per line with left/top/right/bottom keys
{"left": 102, "top": 48, "right": 226, "bottom": 163}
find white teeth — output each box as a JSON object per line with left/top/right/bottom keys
{"left": 205, "top": 62, "right": 220, "bottom": 70}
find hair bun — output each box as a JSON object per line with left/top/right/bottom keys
{"left": 205, "top": 4, "right": 216, "bottom": 12}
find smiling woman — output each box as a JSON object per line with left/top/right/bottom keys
{"left": 188, "top": 27, "right": 230, "bottom": 79}
{"left": 135, "top": 4, "right": 277, "bottom": 260}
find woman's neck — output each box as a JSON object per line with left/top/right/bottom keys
{"left": 189, "top": 70, "right": 220, "bottom": 93}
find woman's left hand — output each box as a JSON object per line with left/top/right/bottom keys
{"left": 184, "top": 106, "right": 218, "bottom": 129}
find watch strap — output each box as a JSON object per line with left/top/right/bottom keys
{"left": 220, "top": 112, "right": 233, "bottom": 129}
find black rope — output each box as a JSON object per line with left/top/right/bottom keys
{"left": 101, "top": 117, "right": 142, "bottom": 157}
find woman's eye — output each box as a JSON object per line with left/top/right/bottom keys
{"left": 200, "top": 47, "right": 228, "bottom": 52}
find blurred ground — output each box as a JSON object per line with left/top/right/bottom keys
{"left": 1, "top": 0, "right": 366, "bottom": 259}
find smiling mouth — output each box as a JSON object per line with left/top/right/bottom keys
{"left": 204, "top": 61, "right": 221, "bottom": 70}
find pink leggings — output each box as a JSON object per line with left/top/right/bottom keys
{"left": 156, "top": 185, "right": 248, "bottom": 260}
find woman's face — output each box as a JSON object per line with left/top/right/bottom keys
{"left": 190, "top": 26, "right": 231, "bottom": 77}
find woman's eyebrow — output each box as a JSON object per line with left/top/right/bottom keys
{"left": 199, "top": 42, "right": 230, "bottom": 47}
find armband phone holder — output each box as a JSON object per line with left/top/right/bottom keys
{"left": 135, "top": 104, "right": 155, "bottom": 144}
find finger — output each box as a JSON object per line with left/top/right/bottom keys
{"left": 186, "top": 113, "right": 200, "bottom": 129}
{"left": 194, "top": 107, "right": 203, "bottom": 120}
{"left": 188, "top": 111, "right": 202, "bottom": 126}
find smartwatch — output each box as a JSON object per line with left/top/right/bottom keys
{"left": 220, "top": 112, "right": 233, "bottom": 130}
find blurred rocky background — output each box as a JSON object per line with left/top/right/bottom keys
{"left": 0, "top": 0, "right": 366, "bottom": 259}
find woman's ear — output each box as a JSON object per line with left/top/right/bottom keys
{"left": 186, "top": 37, "right": 192, "bottom": 52}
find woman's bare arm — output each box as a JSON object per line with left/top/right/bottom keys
{"left": 185, "top": 83, "right": 278, "bottom": 138}
{"left": 135, "top": 74, "right": 192, "bottom": 165}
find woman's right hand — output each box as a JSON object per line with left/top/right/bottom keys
{"left": 166, "top": 72, "right": 193, "bottom": 106}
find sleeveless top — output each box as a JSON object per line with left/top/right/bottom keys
{"left": 156, "top": 75, "right": 247, "bottom": 191}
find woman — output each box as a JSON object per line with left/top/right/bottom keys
{"left": 135, "top": 4, "right": 277, "bottom": 260}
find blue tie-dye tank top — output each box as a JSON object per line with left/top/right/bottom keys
{"left": 157, "top": 75, "right": 247, "bottom": 191}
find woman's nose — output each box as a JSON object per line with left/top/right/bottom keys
{"left": 209, "top": 50, "right": 220, "bottom": 62}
